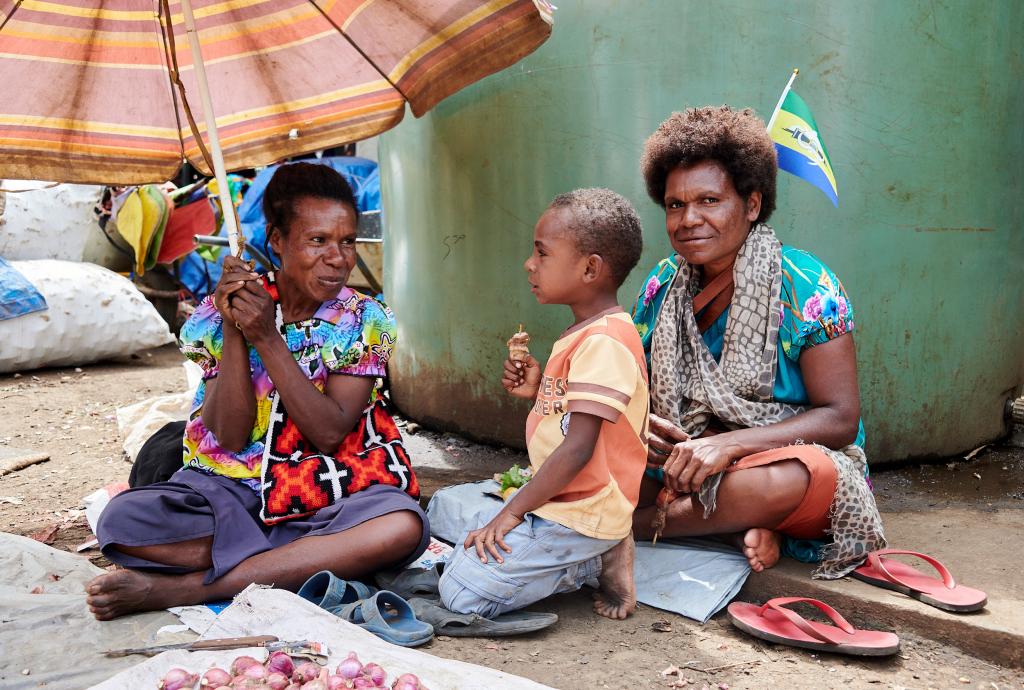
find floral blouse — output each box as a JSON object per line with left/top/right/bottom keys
{"left": 633, "top": 246, "right": 855, "bottom": 373}
{"left": 178, "top": 275, "right": 397, "bottom": 481}
{"left": 631, "top": 246, "right": 863, "bottom": 563}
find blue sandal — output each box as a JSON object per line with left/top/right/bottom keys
{"left": 335, "top": 590, "right": 435, "bottom": 647}
{"left": 297, "top": 570, "right": 377, "bottom": 611}
{"left": 375, "top": 564, "right": 443, "bottom": 599}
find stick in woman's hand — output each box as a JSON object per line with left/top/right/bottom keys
{"left": 651, "top": 486, "right": 679, "bottom": 546}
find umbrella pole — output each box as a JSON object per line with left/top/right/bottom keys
{"left": 179, "top": 0, "right": 241, "bottom": 256}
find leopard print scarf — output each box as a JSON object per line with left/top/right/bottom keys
{"left": 649, "top": 223, "right": 886, "bottom": 578}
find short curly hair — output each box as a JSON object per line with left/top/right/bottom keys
{"left": 640, "top": 105, "right": 777, "bottom": 224}
{"left": 548, "top": 188, "right": 643, "bottom": 288}
{"left": 263, "top": 162, "right": 359, "bottom": 236}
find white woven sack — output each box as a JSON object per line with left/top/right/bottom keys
{"left": 0, "top": 260, "right": 174, "bottom": 373}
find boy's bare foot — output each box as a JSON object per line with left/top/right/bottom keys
{"left": 593, "top": 533, "right": 636, "bottom": 620}
{"left": 742, "top": 528, "right": 782, "bottom": 572}
{"left": 85, "top": 569, "right": 175, "bottom": 620}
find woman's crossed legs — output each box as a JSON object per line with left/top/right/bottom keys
{"left": 86, "top": 510, "right": 423, "bottom": 620}
{"left": 632, "top": 459, "right": 812, "bottom": 571}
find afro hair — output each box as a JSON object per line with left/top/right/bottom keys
{"left": 640, "top": 105, "right": 777, "bottom": 224}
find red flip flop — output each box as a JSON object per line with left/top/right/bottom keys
{"left": 727, "top": 597, "right": 900, "bottom": 657}
{"left": 850, "top": 549, "right": 987, "bottom": 613}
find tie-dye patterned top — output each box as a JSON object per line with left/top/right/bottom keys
{"left": 178, "top": 272, "right": 397, "bottom": 480}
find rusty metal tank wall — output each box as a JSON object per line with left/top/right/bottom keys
{"left": 379, "top": 0, "right": 1024, "bottom": 462}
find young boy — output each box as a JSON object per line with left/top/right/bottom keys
{"left": 438, "top": 188, "right": 648, "bottom": 620}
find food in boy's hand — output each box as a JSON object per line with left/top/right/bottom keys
{"left": 506, "top": 325, "right": 531, "bottom": 362}
{"left": 159, "top": 652, "right": 428, "bottom": 690}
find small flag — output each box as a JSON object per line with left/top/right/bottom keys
{"left": 768, "top": 83, "right": 838, "bottom": 207}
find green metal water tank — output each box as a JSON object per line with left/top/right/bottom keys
{"left": 380, "top": 0, "right": 1024, "bottom": 462}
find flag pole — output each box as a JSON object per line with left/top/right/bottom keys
{"left": 766, "top": 68, "right": 799, "bottom": 131}
{"left": 179, "top": 0, "right": 242, "bottom": 257}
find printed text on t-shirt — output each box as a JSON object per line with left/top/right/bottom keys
{"left": 532, "top": 375, "right": 567, "bottom": 415}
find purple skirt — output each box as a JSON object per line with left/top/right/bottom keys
{"left": 97, "top": 468, "right": 429, "bottom": 585}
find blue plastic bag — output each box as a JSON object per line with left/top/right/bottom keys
{"left": 0, "top": 258, "right": 47, "bottom": 321}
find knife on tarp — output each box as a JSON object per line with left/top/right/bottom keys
{"left": 104, "top": 635, "right": 329, "bottom": 661}
{"left": 104, "top": 634, "right": 279, "bottom": 657}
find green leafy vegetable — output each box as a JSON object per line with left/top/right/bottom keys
{"left": 497, "top": 464, "right": 532, "bottom": 492}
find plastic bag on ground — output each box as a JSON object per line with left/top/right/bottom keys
{"left": 633, "top": 538, "right": 751, "bottom": 623}
{"left": 115, "top": 361, "right": 202, "bottom": 463}
{"left": 0, "top": 260, "right": 174, "bottom": 373}
{"left": 0, "top": 257, "right": 47, "bottom": 321}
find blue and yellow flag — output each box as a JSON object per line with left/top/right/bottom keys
{"left": 769, "top": 91, "right": 838, "bottom": 207}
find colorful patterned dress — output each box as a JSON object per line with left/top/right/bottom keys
{"left": 95, "top": 274, "right": 427, "bottom": 583}
{"left": 180, "top": 274, "right": 407, "bottom": 481}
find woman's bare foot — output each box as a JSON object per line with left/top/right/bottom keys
{"left": 85, "top": 569, "right": 178, "bottom": 620}
{"left": 592, "top": 534, "right": 636, "bottom": 620}
{"left": 742, "top": 528, "right": 782, "bottom": 572}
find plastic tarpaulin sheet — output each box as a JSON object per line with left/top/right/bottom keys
{"left": 90, "top": 587, "right": 554, "bottom": 690}
{"left": 179, "top": 157, "right": 381, "bottom": 299}
{"left": 633, "top": 539, "right": 750, "bottom": 623}
{"left": 0, "top": 533, "right": 182, "bottom": 689}
{"left": 0, "top": 257, "right": 46, "bottom": 321}
{"left": 0, "top": 533, "right": 551, "bottom": 689}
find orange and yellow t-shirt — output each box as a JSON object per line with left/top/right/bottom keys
{"left": 527, "top": 308, "right": 649, "bottom": 540}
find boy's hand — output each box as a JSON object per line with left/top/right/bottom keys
{"left": 464, "top": 509, "right": 524, "bottom": 564}
{"left": 502, "top": 355, "right": 541, "bottom": 399}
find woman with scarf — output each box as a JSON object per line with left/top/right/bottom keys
{"left": 86, "top": 163, "right": 427, "bottom": 619}
{"left": 631, "top": 106, "right": 885, "bottom": 578}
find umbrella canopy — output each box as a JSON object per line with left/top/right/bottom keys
{"left": 0, "top": 0, "right": 553, "bottom": 185}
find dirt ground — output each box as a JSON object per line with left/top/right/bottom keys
{"left": 1, "top": 345, "right": 1022, "bottom": 690}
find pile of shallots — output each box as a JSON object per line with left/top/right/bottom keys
{"left": 157, "top": 651, "right": 429, "bottom": 690}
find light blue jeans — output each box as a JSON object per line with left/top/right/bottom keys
{"left": 438, "top": 504, "right": 619, "bottom": 618}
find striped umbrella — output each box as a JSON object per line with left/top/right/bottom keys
{"left": 0, "top": 0, "right": 553, "bottom": 249}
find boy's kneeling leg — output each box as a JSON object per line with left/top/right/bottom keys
{"left": 439, "top": 514, "right": 617, "bottom": 618}
{"left": 439, "top": 545, "right": 508, "bottom": 618}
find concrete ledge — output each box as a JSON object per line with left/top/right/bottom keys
{"left": 738, "top": 559, "right": 1024, "bottom": 669}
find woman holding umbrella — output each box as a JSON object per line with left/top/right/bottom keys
{"left": 87, "top": 164, "right": 426, "bottom": 619}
